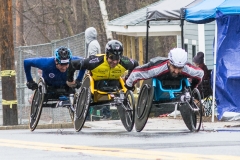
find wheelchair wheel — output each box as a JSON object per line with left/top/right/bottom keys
{"left": 74, "top": 87, "right": 91, "bottom": 132}
{"left": 117, "top": 90, "right": 135, "bottom": 132}
{"left": 180, "top": 88, "right": 203, "bottom": 132}
{"left": 74, "top": 75, "right": 91, "bottom": 132}
{"left": 68, "top": 93, "right": 78, "bottom": 123}
{"left": 29, "top": 80, "right": 44, "bottom": 131}
{"left": 135, "top": 83, "right": 154, "bottom": 132}
{"left": 68, "top": 107, "right": 74, "bottom": 123}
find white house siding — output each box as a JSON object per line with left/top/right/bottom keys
{"left": 177, "top": 21, "right": 215, "bottom": 70}
{"left": 204, "top": 22, "right": 215, "bottom": 70}
{"left": 183, "top": 22, "right": 199, "bottom": 63}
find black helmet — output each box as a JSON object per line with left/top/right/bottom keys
{"left": 54, "top": 47, "right": 72, "bottom": 64}
{"left": 105, "top": 40, "right": 123, "bottom": 60}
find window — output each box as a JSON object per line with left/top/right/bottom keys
{"left": 184, "top": 44, "right": 188, "bottom": 53}
{"left": 192, "top": 45, "right": 196, "bottom": 58}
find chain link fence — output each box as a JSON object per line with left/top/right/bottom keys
{"left": 0, "top": 32, "right": 85, "bottom": 125}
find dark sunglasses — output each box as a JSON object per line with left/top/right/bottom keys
{"left": 108, "top": 54, "right": 120, "bottom": 61}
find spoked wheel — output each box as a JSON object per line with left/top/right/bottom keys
{"left": 117, "top": 90, "right": 135, "bottom": 132}
{"left": 68, "top": 93, "right": 78, "bottom": 123}
{"left": 180, "top": 88, "right": 203, "bottom": 132}
{"left": 135, "top": 82, "right": 154, "bottom": 132}
{"left": 74, "top": 76, "right": 91, "bottom": 132}
{"left": 29, "top": 80, "right": 44, "bottom": 131}
{"left": 68, "top": 107, "right": 74, "bottom": 123}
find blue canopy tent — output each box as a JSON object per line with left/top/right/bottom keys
{"left": 183, "top": 0, "right": 240, "bottom": 121}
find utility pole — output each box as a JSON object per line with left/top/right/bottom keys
{"left": 0, "top": 0, "right": 18, "bottom": 125}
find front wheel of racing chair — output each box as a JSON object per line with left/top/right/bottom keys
{"left": 74, "top": 76, "right": 91, "bottom": 132}
{"left": 117, "top": 90, "right": 135, "bottom": 132}
{"left": 179, "top": 87, "right": 203, "bottom": 132}
{"left": 135, "top": 79, "right": 155, "bottom": 132}
{"left": 68, "top": 93, "right": 78, "bottom": 123}
{"left": 29, "top": 78, "right": 45, "bottom": 131}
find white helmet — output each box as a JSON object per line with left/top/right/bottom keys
{"left": 168, "top": 48, "right": 188, "bottom": 67}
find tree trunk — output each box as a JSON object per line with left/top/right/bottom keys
{"left": 72, "top": 0, "right": 77, "bottom": 21}
{"left": 16, "top": 0, "right": 24, "bottom": 46}
{"left": 61, "top": 1, "right": 74, "bottom": 36}
{"left": 0, "top": 0, "right": 18, "bottom": 125}
{"left": 98, "top": 0, "right": 112, "bottom": 40}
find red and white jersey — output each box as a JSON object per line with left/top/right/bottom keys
{"left": 126, "top": 57, "right": 204, "bottom": 88}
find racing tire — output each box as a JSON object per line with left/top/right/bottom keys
{"left": 135, "top": 83, "right": 154, "bottom": 132}
{"left": 180, "top": 88, "right": 203, "bottom": 132}
{"left": 74, "top": 76, "right": 91, "bottom": 132}
{"left": 117, "top": 90, "right": 135, "bottom": 132}
{"left": 68, "top": 93, "right": 78, "bottom": 123}
{"left": 29, "top": 79, "right": 44, "bottom": 131}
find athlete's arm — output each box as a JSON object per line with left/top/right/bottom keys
{"left": 126, "top": 57, "right": 169, "bottom": 87}
{"left": 182, "top": 63, "right": 204, "bottom": 88}
{"left": 24, "top": 57, "right": 46, "bottom": 82}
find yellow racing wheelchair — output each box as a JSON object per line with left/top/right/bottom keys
{"left": 73, "top": 74, "right": 135, "bottom": 132}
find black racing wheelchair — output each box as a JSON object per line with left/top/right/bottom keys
{"left": 73, "top": 74, "right": 135, "bottom": 132}
{"left": 135, "top": 77, "right": 203, "bottom": 132}
{"left": 29, "top": 77, "right": 75, "bottom": 131}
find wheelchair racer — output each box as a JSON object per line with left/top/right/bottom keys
{"left": 125, "top": 48, "right": 204, "bottom": 91}
{"left": 66, "top": 39, "right": 139, "bottom": 93}
{"left": 24, "top": 46, "right": 85, "bottom": 96}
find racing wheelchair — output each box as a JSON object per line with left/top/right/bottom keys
{"left": 29, "top": 77, "right": 75, "bottom": 131}
{"left": 73, "top": 74, "right": 135, "bottom": 132}
{"left": 135, "top": 77, "right": 203, "bottom": 132}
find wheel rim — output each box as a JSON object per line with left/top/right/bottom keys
{"left": 76, "top": 88, "right": 88, "bottom": 119}
{"left": 124, "top": 91, "right": 135, "bottom": 128}
{"left": 135, "top": 83, "right": 154, "bottom": 132}
{"left": 29, "top": 82, "right": 44, "bottom": 131}
{"left": 190, "top": 88, "right": 203, "bottom": 131}
{"left": 137, "top": 85, "right": 149, "bottom": 119}
{"left": 30, "top": 90, "right": 41, "bottom": 120}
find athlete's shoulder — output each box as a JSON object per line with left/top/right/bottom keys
{"left": 88, "top": 54, "right": 105, "bottom": 61}
{"left": 24, "top": 57, "right": 54, "bottom": 63}
{"left": 87, "top": 54, "right": 104, "bottom": 63}
{"left": 72, "top": 56, "right": 84, "bottom": 60}
{"left": 95, "top": 53, "right": 105, "bottom": 57}
{"left": 120, "top": 56, "right": 133, "bottom": 64}
{"left": 149, "top": 56, "right": 168, "bottom": 64}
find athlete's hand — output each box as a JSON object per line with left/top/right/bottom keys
{"left": 26, "top": 81, "right": 38, "bottom": 90}
{"left": 75, "top": 80, "right": 82, "bottom": 89}
{"left": 124, "top": 84, "right": 135, "bottom": 91}
{"left": 66, "top": 81, "right": 77, "bottom": 88}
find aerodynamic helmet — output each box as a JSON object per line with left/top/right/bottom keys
{"left": 105, "top": 40, "right": 123, "bottom": 60}
{"left": 54, "top": 47, "right": 72, "bottom": 64}
{"left": 168, "top": 48, "right": 188, "bottom": 68}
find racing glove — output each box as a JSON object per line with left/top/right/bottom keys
{"left": 26, "top": 80, "right": 38, "bottom": 90}
{"left": 75, "top": 79, "right": 82, "bottom": 89}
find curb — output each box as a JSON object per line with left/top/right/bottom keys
{"left": 0, "top": 123, "right": 90, "bottom": 130}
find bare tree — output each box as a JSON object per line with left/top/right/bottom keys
{"left": 99, "top": 0, "right": 112, "bottom": 40}
{"left": 18, "top": 0, "right": 78, "bottom": 44}
{"left": 16, "top": 0, "right": 24, "bottom": 46}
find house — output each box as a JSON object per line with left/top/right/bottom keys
{"left": 108, "top": 0, "right": 214, "bottom": 69}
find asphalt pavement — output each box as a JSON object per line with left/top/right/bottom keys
{"left": 0, "top": 116, "right": 239, "bottom": 131}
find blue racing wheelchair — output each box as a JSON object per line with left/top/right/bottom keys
{"left": 29, "top": 77, "right": 75, "bottom": 131}
{"left": 135, "top": 77, "right": 203, "bottom": 132}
